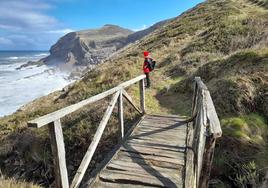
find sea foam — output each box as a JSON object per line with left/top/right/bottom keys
{"left": 0, "top": 52, "right": 72, "bottom": 117}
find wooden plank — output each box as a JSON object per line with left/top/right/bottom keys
{"left": 127, "top": 138, "right": 185, "bottom": 149}
{"left": 121, "top": 145, "right": 183, "bottom": 159}
{"left": 188, "top": 77, "right": 222, "bottom": 188}
{"left": 192, "top": 82, "right": 198, "bottom": 117}
{"left": 135, "top": 129, "right": 186, "bottom": 135}
{"left": 114, "top": 152, "right": 185, "bottom": 167}
{"left": 71, "top": 91, "right": 120, "bottom": 188}
{"left": 142, "top": 119, "right": 182, "bottom": 124}
{"left": 95, "top": 181, "right": 156, "bottom": 188}
{"left": 115, "top": 156, "right": 184, "bottom": 170}
{"left": 89, "top": 115, "right": 187, "bottom": 188}
{"left": 194, "top": 77, "right": 208, "bottom": 90}
{"left": 137, "top": 125, "right": 186, "bottom": 131}
{"left": 148, "top": 114, "right": 185, "bottom": 120}
{"left": 85, "top": 117, "right": 145, "bottom": 187}
{"left": 128, "top": 138, "right": 185, "bottom": 147}
{"left": 134, "top": 127, "right": 186, "bottom": 135}
{"left": 199, "top": 136, "right": 216, "bottom": 188}
{"left": 129, "top": 136, "right": 186, "bottom": 146}
{"left": 106, "top": 162, "right": 181, "bottom": 183}
{"left": 184, "top": 123, "right": 196, "bottom": 188}
{"left": 133, "top": 129, "right": 186, "bottom": 139}
{"left": 142, "top": 117, "right": 181, "bottom": 122}
{"left": 145, "top": 114, "right": 184, "bottom": 120}
{"left": 108, "top": 160, "right": 181, "bottom": 176}
{"left": 135, "top": 123, "right": 186, "bottom": 131}
{"left": 139, "top": 121, "right": 186, "bottom": 127}
{"left": 126, "top": 141, "right": 183, "bottom": 151}
{"left": 141, "top": 120, "right": 184, "bottom": 125}
{"left": 48, "top": 119, "right": 69, "bottom": 188}
{"left": 130, "top": 133, "right": 186, "bottom": 143}
{"left": 28, "top": 75, "right": 145, "bottom": 128}
{"left": 136, "top": 127, "right": 186, "bottom": 133}
{"left": 122, "top": 89, "right": 142, "bottom": 114}
{"left": 139, "top": 79, "right": 145, "bottom": 114}
{"left": 195, "top": 93, "right": 207, "bottom": 187}
{"left": 99, "top": 169, "right": 180, "bottom": 187}
{"left": 141, "top": 121, "right": 184, "bottom": 126}
{"left": 205, "top": 90, "right": 222, "bottom": 138}
{"left": 133, "top": 127, "right": 186, "bottom": 135}
{"left": 118, "top": 90, "right": 124, "bottom": 140}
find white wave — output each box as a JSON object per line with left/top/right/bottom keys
{"left": 34, "top": 53, "right": 49, "bottom": 57}
{"left": 0, "top": 62, "right": 25, "bottom": 71}
{"left": 5, "top": 56, "right": 32, "bottom": 61}
{"left": 5, "top": 53, "right": 47, "bottom": 60}
{"left": 7, "top": 56, "right": 19, "bottom": 60}
{"left": 0, "top": 65, "right": 72, "bottom": 117}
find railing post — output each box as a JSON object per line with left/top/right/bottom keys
{"left": 139, "top": 78, "right": 145, "bottom": 114}
{"left": 199, "top": 136, "right": 216, "bottom": 188}
{"left": 192, "top": 82, "right": 198, "bottom": 117}
{"left": 71, "top": 91, "right": 120, "bottom": 188}
{"left": 48, "top": 119, "right": 69, "bottom": 188}
{"left": 118, "top": 90, "right": 124, "bottom": 140}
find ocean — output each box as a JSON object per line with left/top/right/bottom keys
{"left": 0, "top": 51, "right": 71, "bottom": 117}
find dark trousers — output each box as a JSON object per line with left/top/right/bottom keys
{"left": 145, "top": 73, "right": 150, "bottom": 88}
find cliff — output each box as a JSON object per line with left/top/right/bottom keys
{"left": 41, "top": 25, "right": 133, "bottom": 71}
{"left": 40, "top": 22, "right": 169, "bottom": 73}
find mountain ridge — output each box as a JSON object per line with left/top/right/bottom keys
{"left": 34, "top": 21, "right": 169, "bottom": 75}
{"left": 41, "top": 25, "right": 133, "bottom": 71}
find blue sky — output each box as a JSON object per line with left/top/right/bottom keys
{"left": 0, "top": 0, "right": 204, "bottom": 51}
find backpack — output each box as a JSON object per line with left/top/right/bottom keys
{"left": 146, "top": 58, "right": 156, "bottom": 71}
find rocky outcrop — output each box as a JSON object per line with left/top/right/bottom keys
{"left": 38, "top": 21, "right": 170, "bottom": 73}
{"left": 41, "top": 25, "right": 133, "bottom": 71}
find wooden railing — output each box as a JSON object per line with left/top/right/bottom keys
{"left": 28, "top": 75, "right": 221, "bottom": 188}
{"left": 28, "top": 75, "right": 146, "bottom": 188}
{"left": 185, "top": 77, "right": 222, "bottom": 188}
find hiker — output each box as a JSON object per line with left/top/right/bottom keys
{"left": 143, "top": 51, "right": 156, "bottom": 88}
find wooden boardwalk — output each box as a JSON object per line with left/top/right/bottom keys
{"left": 28, "top": 75, "right": 222, "bottom": 188}
{"left": 89, "top": 115, "right": 188, "bottom": 188}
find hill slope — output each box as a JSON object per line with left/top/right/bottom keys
{"left": 0, "top": 0, "right": 268, "bottom": 187}
{"left": 41, "top": 25, "right": 133, "bottom": 71}
{"left": 37, "top": 22, "right": 169, "bottom": 75}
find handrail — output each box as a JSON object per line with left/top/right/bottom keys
{"left": 185, "top": 77, "right": 222, "bottom": 188}
{"left": 28, "top": 75, "right": 146, "bottom": 188}
{"left": 28, "top": 75, "right": 146, "bottom": 128}
{"left": 28, "top": 75, "right": 222, "bottom": 188}
{"left": 194, "top": 77, "right": 222, "bottom": 138}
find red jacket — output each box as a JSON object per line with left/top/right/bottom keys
{"left": 143, "top": 58, "right": 152, "bottom": 73}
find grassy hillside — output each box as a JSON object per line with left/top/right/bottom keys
{"left": 0, "top": 0, "right": 268, "bottom": 187}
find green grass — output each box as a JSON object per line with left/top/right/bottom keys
{"left": 212, "top": 113, "right": 268, "bottom": 187}
{"left": 221, "top": 113, "right": 268, "bottom": 144}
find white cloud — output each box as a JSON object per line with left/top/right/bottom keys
{"left": 0, "top": 0, "right": 74, "bottom": 50}
{"left": 0, "top": 0, "right": 57, "bottom": 30}
{"left": 133, "top": 25, "right": 148, "bottom": 32}
{"left": 0, "top": 37, "right": 13, "bottom": 45}
{"left": 47, "top": 29, "right": 74, "bottom": 34}
{"left": 0, "top": 24, "right": 21, "bottom": 31}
